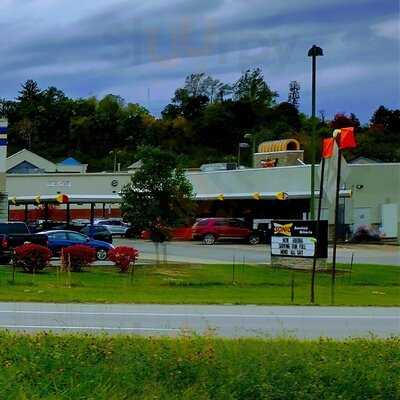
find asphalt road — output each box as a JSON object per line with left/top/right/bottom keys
{"left": 0, "top": 303, "right": 398, "bottom": 338}
{"left": 115, "top": 239, "right": 400, "bottom": 266}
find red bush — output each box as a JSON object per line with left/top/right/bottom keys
{"left": 61, "top": 245, "right": 96, "bottom": 272}
{"left": 108, "top": 246, "right": 139, "bottom": 273}
{"left": 14, "top": 243, "right": 52, "bottom": 273}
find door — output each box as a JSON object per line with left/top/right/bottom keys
{"left": 381, "top": 204, "right": 398, "bottom": 238}
{"left": 353, "top": 208, "right": 371, "bottom": 231}
{"left": 49, "top": 232, "right": 70, "bottom": 255}
{"left": 229, "top": 219, "right": 250, "bottom": 238}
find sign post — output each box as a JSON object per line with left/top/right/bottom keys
{"left": 0, "top": 119, "right": 8, "bottom": 221}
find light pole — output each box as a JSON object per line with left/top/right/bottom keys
{"left": 244, "top": 133, "right": 256, "bottom": 167}
{"left": 237, "top": 142, "right": 250, "bottom": 167}
{"left": 308, "top": 44, "right": 323, "bottom": 220}
{"left": 109, "top": 150, "right": 122, "bottom": 173}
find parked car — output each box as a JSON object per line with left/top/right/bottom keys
{"left": 192, "top": 218, "right": 260, "bottom": 245}
{"left": 38, "top": 230, "right": 114, "bottom": 261}
{"left": 81, "top": 225, "right": 113, "bottom": 243}
{"left": 0, "top": 222, "right": 49, "bottom": 263}
{"left": 94, "top": 219, "right": 130, "bottom": 236}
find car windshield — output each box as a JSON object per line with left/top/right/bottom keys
{"left": 0, "top": 223, "right": 29, "bottom": 234}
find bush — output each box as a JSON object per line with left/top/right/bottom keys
{"left": 108, "top": 246, "right": 139, "bottom": 272}
{"left": 61, "top": 245, "right": 96, "bottom": 272}
{"left": 13, "top": 243, "right": 52, "bottom": 273}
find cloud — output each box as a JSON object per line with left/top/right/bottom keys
{"left": 372, "top": 18, "right": 400, "bottom": 40}
{"left": 0, "top": 0, "right": 398, "bottom": 122}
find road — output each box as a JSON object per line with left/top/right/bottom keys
{"left": 115, "top": 239, "right": 400, "bottom": 266}
{"left": 0, "top": 303, "right": 398, "bottom": 338}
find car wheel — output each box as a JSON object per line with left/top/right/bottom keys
{"left": 248, "top": 234, "right": 260, "bottom": 245}
{"left": 202, "top": 234, "right": 216, "bottom": 245}
{"left": 96, "top": 249, "right": 108, "bottom": 261}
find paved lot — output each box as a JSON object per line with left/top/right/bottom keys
{"left": 114, "top": 239, "right": 400, "bottom": 266}
{"left": 0, "top": 303, "right": 398, "bottom": 338}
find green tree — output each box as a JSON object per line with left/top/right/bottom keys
{"left": 233, "top": 68, "right": 278, "bottom": 106}
{"left": 121, "top": 147, "right": 196, "bottom": 231}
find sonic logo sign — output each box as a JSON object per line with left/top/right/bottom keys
{"left": 271, "top": 220, "right": 328, "bottom": 259}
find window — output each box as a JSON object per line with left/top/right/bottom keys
{"left": 215, "top": 220, "right": 229, "bottom": 227}
{"left": 53, "top": 232, "right": 68, "bottom": 240}
{"left": 228, "top": 220, "right": 241, "bottom": 227}
{"left": 196, "top": 220, "right": 209, "bottom": 226}
{"left": 67, "top": 232, "right": 87, "bottom": 242}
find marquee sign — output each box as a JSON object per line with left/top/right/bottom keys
{"left": 271, "top": 220, "right": 328, "bottom": 259}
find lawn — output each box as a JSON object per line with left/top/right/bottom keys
{"left": 0, "top": 333, "right": 398, "bottom": 399}
{"left": 0, "top": 262, "right": 398, "bottom": 305}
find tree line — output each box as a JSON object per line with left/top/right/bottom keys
{"left": 1, "top": 69, "right": 399, "bottom": 171}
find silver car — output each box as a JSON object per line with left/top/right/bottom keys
{"left": 94, "top": 219, "right": 130, "bottom": 236}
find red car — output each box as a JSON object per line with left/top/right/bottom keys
{"left": 192, "top": 218, "right": 260, "bottom": 245}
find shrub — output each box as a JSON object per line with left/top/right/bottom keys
{"left": 13, "top": 243, "right": 52, "bottom": 273}
{"left": 61, "top": 245, "right": 96, "bottom": 272}
{"left": 108, "top": 246, "right": 139, "bottom": 273}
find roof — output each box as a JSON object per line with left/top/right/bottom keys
{"left": 258, "top": 139, "right": 300, "bottom": 153}
{"left": 60, "top": 157, "right": 81, "bottom": 165}
{"left": 349, "top": 156, "right": 383, "bottom": 164}
{"left": 127, "top": 160, "right": 143, "bottom": 169}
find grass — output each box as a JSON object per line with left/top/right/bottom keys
{"left": 0, "top": 333, "right": 398, "bottom": 399}
{"left": 0, "top": 262, "right": 398, "bottom": 305}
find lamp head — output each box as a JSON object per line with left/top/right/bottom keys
{"left": 308, "top": 45, "right": 324, "bottom": 57}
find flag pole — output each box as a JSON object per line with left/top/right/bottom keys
{"left": 310, "top": 155, "right": 326, "bottom": 303}
{"left": 331, "top": 141, "right": 342, "bottom": 305}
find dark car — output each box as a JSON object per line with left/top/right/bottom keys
{"left": 38, "top": 230, "right": 114, "bottom": 261}
{"left": 192, "top": 218, "right": 260, "bottom": 245}
{"left": 81, "top": 225, "right": 113, "bottom": 244}
{"left": 0, "top": 222, "right": 49, "bottom": 263}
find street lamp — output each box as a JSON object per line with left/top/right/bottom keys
{"left": 308, "top": 44, "right": 324, "bottom": 220}
{"left": 109, "top": 150, "right": 122, "bottom": 173}
{"left": 244, "top": 133, "right": 256, "bottom": 167}
{"left": 237, "top": 142, "right": 250, "bottom": 167}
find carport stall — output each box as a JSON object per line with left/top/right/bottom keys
{"left": 8, "top": 195, "right": 122, "bottom": 225}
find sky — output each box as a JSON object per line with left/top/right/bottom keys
{"left": 0, "top": 0, "right": 399, "bottom": 122}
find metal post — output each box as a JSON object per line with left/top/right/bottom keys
{"left": 308, "top": 45, "right": 323, "bottom": 220}
{"left": 66, "top": 203, "right": 70, "bottom": 228}
{"left": 44, "top": 203, "right": 49, "bottom": 222}
{"left": 331, "top": 147, "right": 342, "bottom": 305}
{"left": 102, "top": 203, "right": 106, "bottom": 218}
{"left": 237, "top": 145, "right": 241, "bottom": 167}
{"left": 310, "top": 156, "right": 326, "bottom": 303}
{"left": 90, "top": 203, "right": 95, "bottom": 226}
{"left": 310, "top": 54, "right": 317, "bottom": 220}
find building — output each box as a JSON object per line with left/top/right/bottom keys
{"left": 7, "top": 149, "right": 88, "bottom": 174}
{"left": 3, "top": 145, "right": 400, "bottom": 240}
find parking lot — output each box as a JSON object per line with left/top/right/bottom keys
{"left": 114, "top": 238, "right": 400, "bottom": 266}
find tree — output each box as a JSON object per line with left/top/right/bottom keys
{"left": 288, "top": 81, "right": 300, "bottom": 109}
{"left": 233, "top": 68, "right": 278, "bottom": 106}
{"left": 121, "top": 147, "right": 196, "bottom": 232}
{"left": 17, "top": 80, "right": 42, "bottom": 102}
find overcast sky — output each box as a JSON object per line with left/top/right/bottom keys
{"left": 0, "top": 0, "right": 398, "bottom": 122}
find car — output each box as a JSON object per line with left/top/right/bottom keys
{"left": 0, "top": 222, "right": 49, "bottom": 263}
{"left": 94, "top": 219, "right": 130, "bottom": 236}
{"left": 81, "top": 225, "right": 113, "bottom": 244}
{"left": 192, "top": 218, "right": 260, "bottom": 245}
{"left": 38, "top": 230, "right": 114, "bottom": 261}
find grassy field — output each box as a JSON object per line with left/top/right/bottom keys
{"left": 0, "top": 333, "right": 398, "bottom": 399}
{"left": 0, "top": 262, "right": 398, "bottom": 305}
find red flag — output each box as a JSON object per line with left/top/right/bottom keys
{"left": 322, "top": 138, "right": 335, "bottom": 158}
{"left": 339, "top": 127, "right": 356, "bottom": 150}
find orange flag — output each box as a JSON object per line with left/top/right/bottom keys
{"left": 322, "top": 138, "right": 335, "bottom": 158}
{"left": 339, "top": 127, "right": 356, "bottom": 150}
